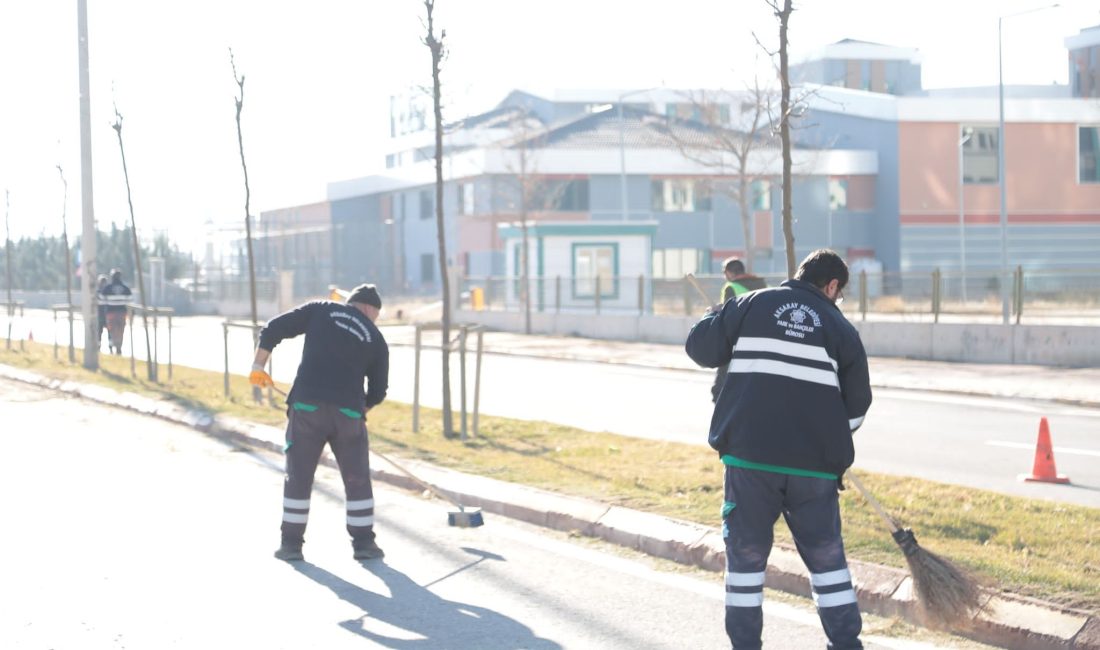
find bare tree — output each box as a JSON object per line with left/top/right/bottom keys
{"left": 770, "top": 0, "right": 797, "bottom": 277}
{"left": 111, "top": 108, "right": 155, "bottom": 380}
{"left": 423, "top": 0, "right": 455, "bottom": 438}
{"left": 666, "top": 83, "right": 778, "bottom": 273}
{"left": 57, "top": 164, "right": 75, "bottom": 362}
{"left": 230, "top": 48, "right": 262, "bottom": 403}
{"left": 499, "top": 109, "right": 568, "bottom": 334}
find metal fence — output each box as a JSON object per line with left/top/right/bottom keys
{"left": 459, "top": 268, "right": 1100, "bottom": 324}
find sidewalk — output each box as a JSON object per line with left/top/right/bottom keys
{"left": 379, "top": 325, "right": 1100, "bottom": 409}
{"left": 3, "top": 362, "right": 1096, "bottom": 649}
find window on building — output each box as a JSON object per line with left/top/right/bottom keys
{"left": 559, "top": 179, "right": 589, "bottom": 210}
{"left": 573, "top": 244, "right": 616, "bottom": 298}
{"left": 457, "top": 182, "right": 475, "bottom": 215}
{"left": 420, "top": 253, "right": 435, "bottom": 283}
{"left": 1080, "top": 126, "right": 1100, "bottom": 183}
{"left": 539, "top": 179, "right": 589, "bottom": 211}
{"left": 829, "top": 178, "right": 849, "bottom": 210}
{"left": 651, "top": 248, "right": 704, "bottom": 279}
{"left": 419, "top": 189, "right": 433, "bottom": 220}
{"left": 651, "top": 179, "right": 712, "bottom": 212}
{"left": 751, "top": 180, "right": 771, "bottom": 211}
{"left": 962, "top": 126, "right": 999, "bottom": 184}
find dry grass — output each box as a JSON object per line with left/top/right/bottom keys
{"left": 3, "top": 340, "right": 1098, "bottom": 612}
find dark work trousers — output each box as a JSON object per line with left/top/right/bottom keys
{"left": 280, "top": 403, "right": 375, "bottom": 547}
{"left": 722, "top": 466, "right": 862, "bottom": 650}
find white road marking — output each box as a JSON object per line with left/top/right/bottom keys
{"left": 877, "top": 388, "right": 1100, "bottom": 418}
{"left": 986, "top": 440, "right": 1100, "bottom": 458}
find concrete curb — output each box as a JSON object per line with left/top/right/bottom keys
{"left": 2, "top": 363, "right": 1097, "bottom": 649}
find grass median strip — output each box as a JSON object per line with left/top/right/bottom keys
{"left": 3, "top": 341, "right": 1098, "bottom": 612}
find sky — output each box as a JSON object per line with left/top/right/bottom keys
{"left": 0, "top": 0, "right": 1097, "bottom": 253}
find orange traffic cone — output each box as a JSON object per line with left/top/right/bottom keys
{"left": 1019, "top": 417, "right": 1070, "bottom": 484}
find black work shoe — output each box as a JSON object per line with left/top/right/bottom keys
{"left": 274, "top": 545, "right": 304, "bottom": 562}
{"left": 352, "top": 539, "right": 384, "bottom": 560}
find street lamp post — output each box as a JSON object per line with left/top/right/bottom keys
{"left": 997, "top": 3, "right": 1058, "bottom": 324}
{"left": 958, "top": 127, "right": 972, "bottom": 302}
{"left": 618, "top": 88, "right": 658, "bottom": 221}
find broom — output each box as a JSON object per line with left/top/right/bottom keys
{"left": 845, "top": 470, "right": 984, "bottom": 628}
{"left": 680, "top": 275, "right": 985, "bottom": 627}
{"left": 268, "top": 384, "right": 483, "bottom": 528}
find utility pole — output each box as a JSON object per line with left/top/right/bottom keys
{"left": 77, "top": 0, "right": 98, "bottom": 370}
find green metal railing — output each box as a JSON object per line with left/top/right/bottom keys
{"left": 460, "top": 268, "right": 1100, "bottom": 324}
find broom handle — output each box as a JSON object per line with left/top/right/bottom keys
{"left": 269, "top": 377, "right": 467, "bottom": 513}
{"left": 684, "top": 273, "right": 712, "bottom": 304}
{"left": 371, "top": 449, "right": 466, "bottom": 512}
{"left": 845, "top": 470, "right": 900, "bottom": 534}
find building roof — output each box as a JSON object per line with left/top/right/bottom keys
{"left": 799, "top": 39, "right": 922, "bottom": 64}
{"left": 1065, "top": 24, "right": 1100, "bottom": 50}
{"left": 516, "top": 107, "right": 738, "bottom": 150}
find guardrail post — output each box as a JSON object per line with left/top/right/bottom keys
{"left": 859, "top": 270, "right": 868, "bottom": 322}
{"left": 53, "top": 307, "right": 59, "bottom": 360}
{"left": 683, "top": 278, "right": 692, "bottom": 315}
{"left": 637, "top": 274, "right": 644, "bottom": 315}
{"left": 412, "top": 324, "right": 421, "bottom": 433}
{"left": 223, "top": 321, "right": 230, "bottom": 398}
{"left": 129, "top": 309, "right": 136, "bottom": 378}
{"left": 1014, "top": 265, "right": 1024, "bottom": 324}
{"left": 67, "top": 303, "right": 75, "bottom": 363}
{"left": 555, "top": 276, "right": 561, "bottom": 313}
{"left": 932, "top": 268, "right": 941, "bottom": 323}
{"left": 167, "top": 311, "right": 173, "bottom": 381}
{"left": 473, "top": 327, "right": 483, "bottom": 437}
{"left": 152, "top": 310, "right": 160, "bottom": 382}
{"left": 459, "top": 325, "right": 468, "bottom": 441}
{"left": 595, "top": 276, "right": 602, "bottom": 314}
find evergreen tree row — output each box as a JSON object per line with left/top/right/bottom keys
{"left": 0, "top": 224, "right": 193, "bottom": 291}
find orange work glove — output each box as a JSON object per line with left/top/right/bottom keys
{"left": 249, "top": 364, "right": 274, "bottom": 388}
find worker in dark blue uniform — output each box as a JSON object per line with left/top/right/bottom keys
{"left": 250, "top": 283, "right": 389, "bottom": 562}
{"left": 686, "top": 249, "right": 872, "bottom": 650}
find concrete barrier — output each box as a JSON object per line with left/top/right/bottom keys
{"left": 455, "top": 308, "right": 1100, "bottom": 366}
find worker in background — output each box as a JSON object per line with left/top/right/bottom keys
{"left": 249, "top": 283, "right": 389, "bottom": 562}
{"left": 711, "top": 257, "right": 767, "bottom": 403}
{"left": 100, "top": 269, "right": 132, "bottom": 355}
{"left": 685, "top": 249, "right": 872, "bottom": 650}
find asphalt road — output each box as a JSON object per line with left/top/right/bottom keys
{"left": 0, "top": 378, "right": 986, "bottom": 650}
{"left": 11, "top": 309, "right": 1100, "bottom": 507}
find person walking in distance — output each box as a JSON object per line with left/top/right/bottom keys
{"left": 100, "top": 269, "right": 132, "bottom": 355}
{"left": 250, "top": 283, "right": 390, "bottom": 562}
{"left": 685, "top": 249, "right": 872, "bottom": 650}
{"left": 711, "top": 257, "right": 767, "bottom": 403}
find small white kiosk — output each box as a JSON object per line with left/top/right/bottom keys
{"left": 498, "top": 221, "right": 656, "bottom": 312}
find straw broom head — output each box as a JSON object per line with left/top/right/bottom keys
{"left": 892, "top": 527, "right": 985, "bottom": 628}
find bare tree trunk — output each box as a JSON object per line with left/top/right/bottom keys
{"left": 738, "top": 176, "right": 754, "bottom": 273}
{"left": 424, "top": 0, "right": 454, "bottom": 438}
{"left": 231, "top": 49, "right": 262, "bottom": 403}
{"left": 58, "top": 165, "right": 75, "bottom": 362}
{"left": 111, "top": 110, "right": 156, "bottom": 381}
{"left": 519, "top": 145, "right": 532, "bottom": 335}
{"left": 777, "top": 0, "right": 796, "bottom": 277}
